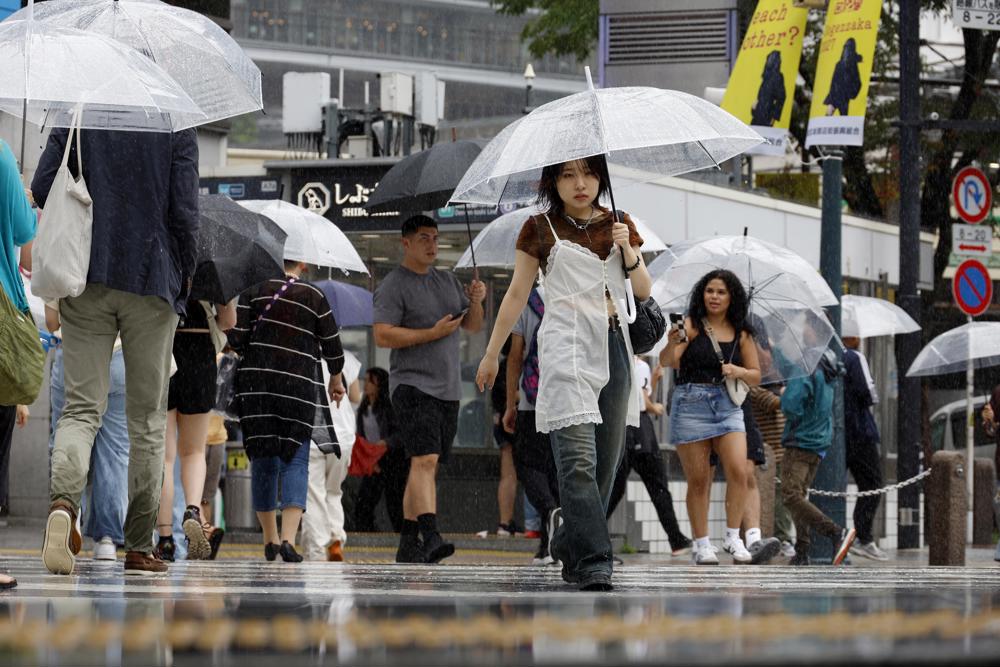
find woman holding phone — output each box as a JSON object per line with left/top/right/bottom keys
{"left": 660, "top": 269, "right": 761, "bottom": 565}
{"left": 475, "top": 155, "right": 650, "bottom": 591}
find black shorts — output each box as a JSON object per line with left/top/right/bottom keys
{"left": 392, "top": 384, "right": 459, "bottom": 463}
{"left": 168, "top": 333, "right": 218, "bottom": 415}
{"left": 493, "top": 422, "right": 513, "bottom": 448}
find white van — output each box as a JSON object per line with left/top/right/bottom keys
{"left": 929, "top": 396, "right": 997, "bottom": 462}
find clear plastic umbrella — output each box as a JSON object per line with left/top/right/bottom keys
{"left": 238, "top": 200, "right": 369, "bottom": 275}
{"left": 651, "top": 235, "right": 838, "bottom": 383}
{"left": 8, "top": 0, "right": 262, "bottom": 129}
{"left": 455, "top": 206, "right": 668, "bottom": 269}
{"left": 449, "top": 69, "right": 763, "bottom": 207}
{"left": 841, "top": 295, "right": 920, "bottom": 338}
{"left": 906, "top": 322, "right": 1000, "bottom": 377}
{"left": 0, "top": 17, "right": 203, "bottom": 135}
{"left": 649, "top": 235, "right": 838, "bottom": 308}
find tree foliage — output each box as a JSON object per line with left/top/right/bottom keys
{"left": 493, "top": 0, "right": 599, "bottom": 62}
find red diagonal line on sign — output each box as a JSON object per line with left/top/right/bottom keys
{"left": 960, "top": 269, "right": 986, "bottom": 305}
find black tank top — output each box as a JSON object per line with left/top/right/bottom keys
{"left": 677, "top": 333, "right": 741, "bottom": 385}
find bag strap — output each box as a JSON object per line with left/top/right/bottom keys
{"left": 250, "top": 277, "right": 296, "bottom": 339}
{"left": 59, "top": 106, "right": 83, "bottom": 173}
{"left": 702, "top": 318, "right": 738, "bottom": 365}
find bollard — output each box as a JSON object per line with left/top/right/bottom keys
{"left": 223, "top": 441, "right": 257, "bottom": 532}
{"left": 973, "top": 458, "right": 997, "bottom": 545}
{"left": 927, "top": 451, "right": 967, "bottom": 566}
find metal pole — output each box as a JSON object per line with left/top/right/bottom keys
{"left": 811, "top": 149, "right": 845, "bottom": 563}
{"left": 966, "top": 314, "right": 974, "bottom": 542}
{"left": 895, "top": 0, "right": 922, "bottom": 550}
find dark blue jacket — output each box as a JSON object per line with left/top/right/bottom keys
{"left": 31, "top": 129, "right": 199, "bottom": 315}
{"left": 843, "top": 348, "right": 880, "bottom": 445}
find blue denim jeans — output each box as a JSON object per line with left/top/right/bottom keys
{"left": 251, "top": 441, "right": 310, "bottom": 511}
{"left": 50, "top": 346, "right": 129, "bottom": 545}
{"left": 548, "top": 329, "right": 631, "bottom": 582}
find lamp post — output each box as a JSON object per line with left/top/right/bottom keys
{"left": 523, "top": 63, "right": 535, "bottom": 115}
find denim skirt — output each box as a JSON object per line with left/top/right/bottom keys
{"left": 669, "top": 383, "right": 746, "bottom": 445}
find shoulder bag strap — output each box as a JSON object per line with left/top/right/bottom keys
{"left": 702, "top": 318, "right": 739, "bottom": 365}
{"left": 250, "top": 277, "right": 297, "bottom": 340}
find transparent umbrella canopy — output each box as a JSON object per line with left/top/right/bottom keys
{"left": 841, "top": 295, "right": 920, "bottom": 338}
{"left": 239, "top": 200, "right": 369, "bottom": 275}
{"left": 0, "top": 18, "right": 203, "bottom": 133}
{"left": 649, "top": 235, "right": 838, "bottom": 308}
{"left": 455, "top": 206, "right": 668, "bottom": 269}
{"left": 906, "top": 322, "right": 1000, "bottom": 377}
{"left": 8, "top": 0, "right": 262, "bottom": 129}
{"left": 449, "top": 70, "right": 763, "bottom": 207}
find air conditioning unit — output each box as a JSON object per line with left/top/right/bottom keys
{"left": 379, "top": 72, "right": 413, "bottom": 116}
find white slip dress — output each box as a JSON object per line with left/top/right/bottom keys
{"left": 533, "top": 214, "right": 640, "bottom": 434}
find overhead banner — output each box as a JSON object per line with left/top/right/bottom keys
{"left": 722, "top": 0, "right": 809, "bottom": 156}
{"left": 806, "top": 0, "right": 882, "bottom": 148}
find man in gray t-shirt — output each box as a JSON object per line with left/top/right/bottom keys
{"left": 373, "top": 215, "right": 485, "bottom": 564}
{"left": 502, "top": 286, "right": 560, "bottom": 564}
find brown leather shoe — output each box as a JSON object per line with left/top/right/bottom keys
{"left": 124, "top": 551, "right": 168, "bottom": 576}
{"left": 327, "top": 540, "right": 344, "bottom": 562}
{"left": 42, "top": 500, "right": 82, "bottom": 575}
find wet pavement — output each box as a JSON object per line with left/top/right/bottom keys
{"left": 1, "top": 544, "right": 999, "bottom": 666}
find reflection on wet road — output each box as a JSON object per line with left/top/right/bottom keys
{"left": 1, "top": 558, "right": 999, "bottom": 665}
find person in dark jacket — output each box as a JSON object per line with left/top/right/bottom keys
{"left": 228, "top": 260, "right": 345, "bottom": 563}
{"left": 842, "top": 337, "right": 888, "bottom": 561}
{"left": 353, "top": 367, "right": 406, "bottom": 532}
{"left": 751, "top": 50, "right": 786, "bottom": 127}
{"left": 32, "top": 128, "right": 199, "bottom": 577}
{"left": 824, "top": 38, "right": 863, "bottom": 116}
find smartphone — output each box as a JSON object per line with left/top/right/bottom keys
{"left": 669, "top": 313, "right": 687, "bottom": 342}
{"left": 452, "top": 308, "right": 470, "bottom": 321}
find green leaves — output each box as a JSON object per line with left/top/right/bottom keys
{"left": 493, "top": 0, "right": 599, "bottom": 61}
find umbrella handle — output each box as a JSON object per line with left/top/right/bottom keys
{"left": 617, "top": 278, "right": 638, "bottom": 324}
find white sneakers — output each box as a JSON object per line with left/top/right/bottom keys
{"left": 94, "top": 537, "right": 117, "bottom": 561}
{"left": 691, "top": 542, "right": 719, "bottom": 565}
{"left": 850, "top": 540, "right": 889, "bottom": 561}
{"left": 722, "top": 537, "right": 752, "bottom": 564}
{"left": 780, "top": 540, "right": 796, "bottom": 558}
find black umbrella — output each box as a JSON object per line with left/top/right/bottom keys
{"left": 190, "top": 195, "right": 288, "bottom": 304}
{"left": 364, "top": 140, "right": 483, "bottom": 273}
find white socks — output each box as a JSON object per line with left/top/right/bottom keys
{"left": 694, "top": 536, "right": 711, "bottom": 550}
{"left": 725, "top": 527, "right": 741, "bottom": 543}
{"left": 745, "top": 528, "right": 762, "bottom": 547}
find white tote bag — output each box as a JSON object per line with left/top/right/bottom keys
{"left": 31, "top": 107, "right": 93, "bottom": 300}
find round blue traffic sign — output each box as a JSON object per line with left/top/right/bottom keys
{"left": 953, "top": 258, "right": 993, "bottom": 316}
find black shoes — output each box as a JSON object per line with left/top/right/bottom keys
{"left": 789, "top": 552, "right": 811, "bottom": 566}
{"left": 279, "top": 541, "right": 303, "bottom": 563}
{"left": 395, "top": 536, "right": 426, "bottom": 563}
{"left": 264, "top": 543, "right": 280, "bottom": 562}
{"left": 422, "top": 532, "right": 455, "bottom": 564}
{"left": 153, "top": 536, "right": 176, "bottom": 563}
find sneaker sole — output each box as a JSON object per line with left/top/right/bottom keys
{"left": 183, "top": 518, "right": 211, "bottom": 560}
{"left": 694, "top": 558, "right": 720, "bottom": 565}
{"left": 750, "top": 539, "right": 782, "bottom": 565}
{"left": 93, "top": 553, "right": 117, "bottom": 562}
{"left": 42, "top": 510, "right": 75, "bottom": 575}
{"left": 724, "top": 548, "right": 752, "bottom": 564}
{"left": 833, "top": 528, "right": 857, "bottom": 566}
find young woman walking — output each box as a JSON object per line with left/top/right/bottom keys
{"left": 476, "top": 156, "right": 650, "bottom": 591}
{"left": 660, "top": 269, "right": 761, "bottom": 565}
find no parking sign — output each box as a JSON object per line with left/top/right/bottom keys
{"left": 953, "top": 258, "right": 993, "bottom": 317}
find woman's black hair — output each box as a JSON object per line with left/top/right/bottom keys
{"left": 535, "top": 154, "right": 612, "bottom": 218}
{"left": 687, "top": 269, "right": 753, "bottom": 337}
{"left": 359, "top": 366, "right": 390, "bottom": 414}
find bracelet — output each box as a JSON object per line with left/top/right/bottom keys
{"left": 624, "top": 255, "right": 642, "bottom": 273}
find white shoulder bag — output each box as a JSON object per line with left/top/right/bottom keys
{"left": 702, "top": 319, "right": 749, "bottom": 407}
{"left": 31, "top": 106, "right": 93, "bottom": 300}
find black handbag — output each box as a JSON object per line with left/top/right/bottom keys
{"left": 614, "top": 210, "right": 666, "bottom": 355}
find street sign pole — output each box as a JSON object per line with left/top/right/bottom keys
{"left": 966, "top": 314, "right": 974, "bottom": 542}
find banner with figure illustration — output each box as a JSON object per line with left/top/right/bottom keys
{"left": 721, "top": 0, "right": 808, "bottom": 156}
{"left": 806, "top": 0, "right": 882, "bottom": 147}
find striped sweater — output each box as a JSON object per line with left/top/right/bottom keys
{"left": 229, "top": 277, "right": 345, "bottom": 462}
{"left": 749, "top": 386, "right": 785, "bottom": 465}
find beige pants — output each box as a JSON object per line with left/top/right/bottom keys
{"left": 301, "top": 442, "right": 353, "bottom": 560}
{"left": 50, "top": 284, "right": 177, "bottom": 553}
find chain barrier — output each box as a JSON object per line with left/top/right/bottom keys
{"left": 773, "top": 468, "right": 933, "bottom": 499}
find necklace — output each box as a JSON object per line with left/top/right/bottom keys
{"left": 562, "top": 205, "right": 597, "bottom": 231}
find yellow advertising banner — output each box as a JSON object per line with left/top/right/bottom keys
{"left": 721, "top": 0, "right": 809, "bottom": 156}
{"left": 806, "top": 0, "right": 883, "bottom": 148}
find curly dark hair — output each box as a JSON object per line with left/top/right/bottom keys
{"left": 535, "top": 155, "right": 611, "bottom": 218}
{"left": 687, "top": 269, "right": 753, "bottom": 336}
{"left": 359, "top": 367, "right": 390, "bottom": 412}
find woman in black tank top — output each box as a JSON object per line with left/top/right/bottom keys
{"left": 659, "top": 269, "right": 761, "bottom": 565}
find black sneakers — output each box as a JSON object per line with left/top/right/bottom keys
{"left": 422, "top": 532, "right": 455, "bottom": 564}
{"left": 395, "top": 536, "right": 426, "bottom": 563}
{"left": 182, "top": 506, "right": 211, "bottom": 560}
{"left": 153, "top": 536, "right": 176, "bottom": 563}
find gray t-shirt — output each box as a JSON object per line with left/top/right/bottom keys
{"left": 374, "top": 265, "right": 469, "bottom": 401}
{"left": 512, "top": 298, "right": 543, "bottom": 412}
